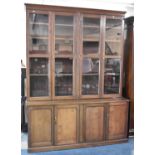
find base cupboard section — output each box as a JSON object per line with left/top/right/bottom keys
{"left": 27, "top": 100, "right": 129, "bottom": 152}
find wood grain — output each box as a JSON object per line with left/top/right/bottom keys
{"left": 85, "top": 106, "right": 104, "bottom": 142}
{"left": 108, "top": 103, "right": 128, "bottom": 140}
{"left": 55, "top": 106, "right": 78, "bottom": 145}
{"left": 30, "top": 108, "right": 52, "bottom": 147}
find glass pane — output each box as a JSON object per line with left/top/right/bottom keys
{"left": 83, "top": 27, "right": 100, "bottom": 40}
{"left": 83, "top": 17, "right": 100, "bottom": 55}
{"left": 29, "top": 13, "right": 48, "bottom": 53}
{"left": 55, "top": 58, "right": 73, "bottom": 96}
{"left": 83, "top": 41, "right": 99, "bottom": 55}
{"left": 30, "top": 58, "right": 49, "bottom": 74}
{"left": 82, "top": 58, "right": 99, "bottom": 95}
{"left": 105, "top": 18, "right": 122, "bottom": 56}
{"left": 30, "top": 76, "right": 49, "bottom": 97}
{"left": 83, "top": 18, "right": 100, "bottom": 26}
{"left": 55, "top": 39, "right": 73, "bottom": 55}
{"left": 29, "top": 14, "right": 48, "bottom": 23}
{"left": 106, "top": 18, "right": 122, "bottom": 40}
{"left": 55, "top": 15, "right": 73, "bottom": 55}
{"left": 55, "top": 15, "right": 73, "bottom": 25}
{"left": 55, "top": 26, "right": 73, "bottom": 37}
{"left": 105, "top": 41, "right": 121, "bottom": 56}
{"left": 30, "top": 38, "right": 48, "bottom": 52}
{"left": 30, "top": 58, "right": 49, "bottom": 97}
{"left": 30, "top": 24, "right": 48, "bottom": 36}
{"left": 104, "top": 58, "right": 120, "bottom": 94}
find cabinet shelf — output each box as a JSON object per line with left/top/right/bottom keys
{"left": 55, "top": 24, "right": 73, "bottom": 27}
{"left": 106, "top": 27, "right": 121, "bottom": 30}
{"left": 83, "top": 25, "right": 100, "bottom": 28}
{"left": 30, "top": 35, "right": 48, "bottom": 39}
{"left": 30, "top": 74, "right": 48, "bottom": 76}
{"left": 56, "top": 36, "right": 73, "bottom": 40}
{"left": 30, "top": 22, "right": 48, "bottom": 25}
{"left": 83, "top": 37, "right": 99, "bottom": 41}
{"left": 105, "top": 40, "right": 121, "bottom": 43}
{"left": 105, "top": 73, "right": 119, "bottom": 76}
{"left": 82, "top": 73, "right": 99, "bottom": 76}
{"left": 104, "top": 84, "right": 119, "bottom": 88}
{"left": 55, "top": 73, "right": 72, "bottom": 76}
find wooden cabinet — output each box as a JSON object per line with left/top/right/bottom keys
{"left": 26, "top": 4, "right": 129, "bottom": 152}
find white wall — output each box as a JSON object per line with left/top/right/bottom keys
{"left": 21, "top": 0, "right": 134, "bottom": 66}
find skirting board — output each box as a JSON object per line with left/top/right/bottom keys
{"left": 28, "top": 138, "right": 128, "bottom": 152}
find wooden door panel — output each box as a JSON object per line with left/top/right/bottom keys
{"left": 85, "top": 106, "right": 105, "bottom": 142}
{"left": 29, "top": 108, "right": 52, "bottom": 147}
{"left": 108, "top": 102, "right": 128, "bottom": 140}
{"left": 55, "top": 106, "right": 78, "bottom": 145}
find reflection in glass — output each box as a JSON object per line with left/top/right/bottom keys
{"left": 29, "top": 14, "right": 48, "bottom": 23}
{"left": 30, "top": 76, "right": 49, "bottom": 97}
{"left": 83, "top": 27, "right": 100, "bottom": 40}
{"left": 55, "top": 58, "right": 73, "bottom": 96}
{"left": 83, "top": 17, "right": 100, "bottom": 26}
{"left": 55, "top": 15, "right": 73, "bottom": 25}
{"left": 83, "top": 41, "right": 99, "bottom": 55}
{"left": 105, "top": 28, "right": 121, "bottom": 41}
{"left": 83, "top": 17, "right": 100, "bottom": 55}
{"left": 55, "top": 40, "right": 73, "bottom": 55}
{"left": 55, "top": 26, "right": 73, "bottom": 37}
{"left": 106, "top": 19, "right": 121, "bottom": 28}
{"left": 105, "top": 42, "right": 121, "bottom": 56}
{"left": 30, "top": 58, "right": 49, "bottom": 97}
{"left": 30, "top": 24, "right": 48, "bottom": 36}
{"left": 30, "top": 38, "right": 48, "bottom": 52}
{"left": 104, "top": 59, "right": 120, "bottom": 94}
{"left": 55, "top": 15, "right": 73, "bottom": 55}
{"left": 30, "top": 58, "right": 48, "bottom": 74}
{"left": 105, "top": 18, "right": 122, "bottom": 56}
{"left": 29, "top": 14, "right": 48, "bottom": 53}
{"left": 82, "top": 58, "right": 99, "bottom": 95}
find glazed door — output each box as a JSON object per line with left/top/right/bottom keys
{"left": 55, "top": 105, "right": 79, "bottom": 145}
{"left": 108, "top": 102, "right": 128, "bottom": 140}
{"left": 54, "top": 14, "right": 76, "bottom": 99}
{"left": 80, "top": 15, "right": 101, "bottom": 98}
{"left": 103, "top": 17, "right": 123, "bottom": 97}
{"left": 84, "top": 104, "right": 106, "bottom": 142}
{"left": 27, "top": 12, "right": 51, "bottom": 100}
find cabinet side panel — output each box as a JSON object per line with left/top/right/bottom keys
{"left": 85, "top": 106, "right": 104, "bottom": 141}
{"left": 56, "top": 107, "right": 77, "bottom": 145}
{"left": 30, "top": 109, "right": 52, "bottom": 146}
{"left": 108, "top": 103, "right": 128, "bottom": 140}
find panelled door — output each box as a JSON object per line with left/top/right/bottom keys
{"left": 84, "top": 104, "right": 106, "bottom": 142}
{"left": 54, "top": 105, "right": 79, "bottom": 145}
{"left": 28, "top": 107, "right": 53, "bottom": 147}
{"left": 108, "top": 102, "right": 128, "bottom": 140}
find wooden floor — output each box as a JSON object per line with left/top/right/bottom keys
{"left": 21, "top": 132, "right": 134, "bottom": 155}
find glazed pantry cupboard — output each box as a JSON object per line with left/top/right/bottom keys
{"left": 26, "top": 4, "right": 129, "bottom": 152}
